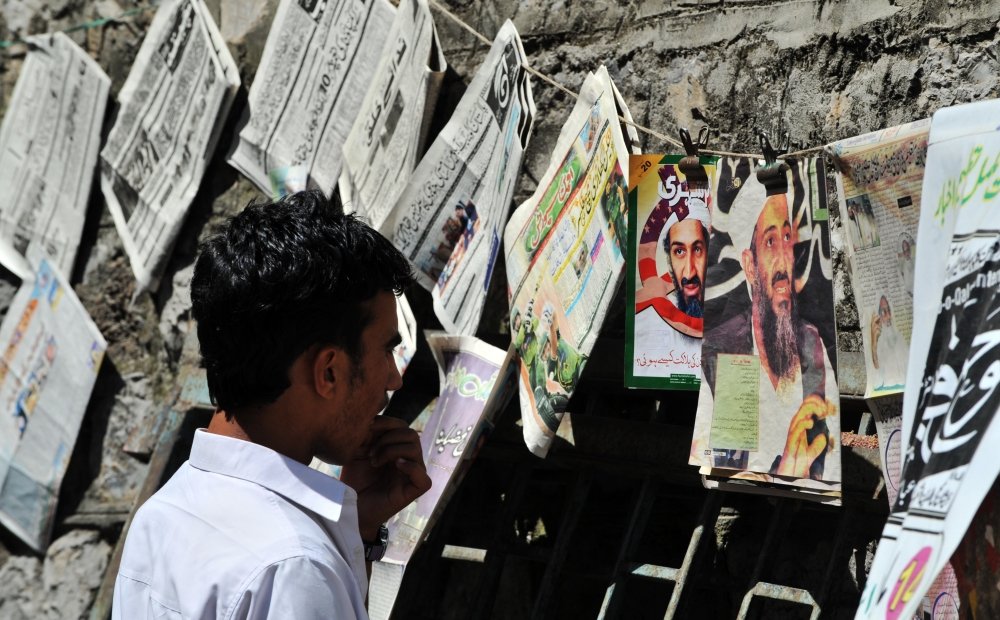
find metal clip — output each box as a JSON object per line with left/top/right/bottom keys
{"left": 756, "top": 129, "right": 790, "bottom": 194}
{"left": 677, "top": 126, "right": 711, "bottom": 185}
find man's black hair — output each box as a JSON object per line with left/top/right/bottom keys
{"left": 191, "top": 189, "right": 414, "bottom": 411}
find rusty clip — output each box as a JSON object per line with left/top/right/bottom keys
{"left": 756, "top": 129, "right": 790, "bottom": 194}
{"left": 677, "top": 125, "right": 711, "bottom": 185}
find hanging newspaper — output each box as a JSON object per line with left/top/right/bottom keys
{"left": 505, "top": 66, "right": 639, "bottom": 457}
{"left": 858, "top": 99, "right": 1000, "bottom": 620}
{"left": 626, "top": 154, "right": 717, "bottom": 390}
{"left": 0, "top": 255, "right": 107, "bottom": 551}
{"left": 339, "top": 0, "right": 446, "bottom": 225}
{"left": 228, "top": 0, "right": 395, "bottom": 197}
{"left": 826, "top": 120, "right": 929, "bottom": 398}
{"left": 369, "top": 335, "right": 514, "bottom": 620}
{"left": 381, "top": 20, "right": 535, "bottom": 335}
{"left": 689, "top": 156, "right": 842, "bottom": 497}
{"left": 866, "top": 395, "right": 960, "bottom": 619}
{"left": 0, "top": 33, "right": 109, "bottom": 279}
{"left": 100, "top": 0, "right": 239, "bottom": 291}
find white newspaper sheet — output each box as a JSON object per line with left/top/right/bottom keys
{"left": 0, "top": 256, "right": 107, "bottom": 551}
{"left": 381, "top": 20, "right": 535, "bottom": 335}
{"left": 867, "top": 395, "right": 960, "bottom": 619}
{"left": 0, "top": 32, "right": 110, "bottom": 278}
{"left": 339, "top": 0, "right": 445, "bottom": 225}
{"left": 858, "top": 99, "right": 1000, "bottom": 620}
{"left": 826, "top": 120, "right": 929, "bottom": 398}
{"left": 504, "top": 66, "right": 639, "bottom": 457}
{"left": 228, "top": 0, "right": 396, "bottom": 197}
{"left": 100, "top": 0, "right": 240, "bottom": 291}
{"left": 368, "top": 334, "right": 513, "bottom": 620}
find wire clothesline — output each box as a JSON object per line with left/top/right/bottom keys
{"left": 426, "top": 0, "right": 826, "bottom": 161}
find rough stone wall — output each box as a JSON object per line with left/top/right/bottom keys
{"left": 0, "top": 0, "right": 997, "bottom": 617}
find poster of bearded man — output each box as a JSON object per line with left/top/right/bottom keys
{"left": 689, "top": 156, "right": 843, "bottom": 491}
{"left": 626, "top": 154, "right": 717, "bottom": 389}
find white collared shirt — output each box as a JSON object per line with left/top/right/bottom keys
{"left": 112, "top": 430, "right": 369, "bottom": 619}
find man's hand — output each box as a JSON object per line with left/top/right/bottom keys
{"left": 340, "top": 416, "right": 431, "bottom": 541}
{"left": 776, "top": 395, "right": 834, "bottom": 479}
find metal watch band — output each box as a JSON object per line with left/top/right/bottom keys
{"left": 363, "top": 524, "right": 389, "bottom": 562}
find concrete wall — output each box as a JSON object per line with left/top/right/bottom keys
{"left": 0, "top": 0, "right": 997, "bottom": 617}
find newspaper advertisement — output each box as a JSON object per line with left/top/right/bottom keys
{"left": 339, "top": 0, "right": 446, "bottom": 226}
{"left": 0, "top": 33, "right": 109, "bottom": 279}
{"left": 689, "top": 156, "right": 842, "bottom": 494}
{"left": 867, "top": 395, "right": 960, "bottom": 619}
{"left": 228, "top": 0, "right": 395, "bottom": 198}
{"left": 100, "top": 0, "right": 239, "bottom": 291}
{"left": 369, "top": 334, "right": 514, "bottom": 620}
{"left": 0, "top": 256, "right": 107, "bottom": 551}
{"left": 626, "top": 154, "right": 717, "bottom": 390}
{"left": 380, "top": 20, "right": 535, "bottom": 335}
{"left": 826, "top": 120, "right": 929, "bottom": 398}
{"left": 504, "top": 66, "right": 639, "bottom": 457}
{"left": 857, "top": 100, "right": 1000, "bottom": 620}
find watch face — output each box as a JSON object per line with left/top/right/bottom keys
{"left": 365, "top": 524, "right": 389, "bottom": 562}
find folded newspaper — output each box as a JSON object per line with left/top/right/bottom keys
{"left": 339, "top": 0, "right": 446, "bottom": 225}
{"left": 0, "top": 255, "right": 107, "bottom": 551}
{"left": 228, "top": 0, "right": 396, "bottom": 198}
{"left": 369, "top": 335, "right": 514, "bottom": 620}
{"left": 857, "top": 98, "right": 1000, "bottom": 620}
{"left": 381, "top": 20, "right": 536, "bottom": 335}
{"left": 504, "top": 66, "right": 640, "bottom": 458}
{"left": 0, "top": 32, "right": 110, "bottom": 280}
{"left": 826, "top": 120, "right": 929, "bottom": 398}
{"left": 689, "top": 156, "right": 842, "bottom": 497}
{"left": 100, "top": 0, "right": 240, "bottom": 291}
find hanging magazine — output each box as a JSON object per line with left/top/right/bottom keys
{"left": 229, "top": 0, "right": 396, "bottom": 197}
{"left": 625, "top": 154, "right": 717, "bottom": 390}
{"left": 0, "top": 33, "right": 109, "bottom": 278}
{"left": 690, "top": 156, "right": 842, "bottom": 499}
{"left": 826, "top": 120, "right": 929, "bottom": 398}
{"left": 100, "top": 0, "right": 240, "bottom": 290}
{"left": 504, "top": 66, "right": 639, "bottom": 457}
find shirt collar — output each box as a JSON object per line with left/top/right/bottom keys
{"left": 188, "top": 429, "right": 355, "bottom": 522}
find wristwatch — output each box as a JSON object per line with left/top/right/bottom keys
{"left": 363, "top": 524, "right": 389, "bottom": 562}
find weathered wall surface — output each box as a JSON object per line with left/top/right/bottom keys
{"left": 0, "top": 0, "right": 997, "bottom": 617}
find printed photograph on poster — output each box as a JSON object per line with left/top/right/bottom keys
{"left": 690, "top": 156, "right": 842, "bottom": 487}
{"left": 625, "top": 154, "right": 716, "bottom": 390}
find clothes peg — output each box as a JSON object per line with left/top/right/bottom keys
{"left": 678, "top": 125, "right": 711, "bottom": 185}
{"left": 756, "top": 129, "right": 790, "bottom": 195}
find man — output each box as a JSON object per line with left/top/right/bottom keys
{"left": 701, "top": 192, "right": 839, "bottom": 480}
{"left": 632, "top": 192, "right": 709, "bottom": 377}
{"left": 898, "top": 237, "right": 915, "bottom": 296}
{"left": 113, "top": 191, "right": 432, "bottom": 619}
{"left": 871, "top": 295, "right": 908, "bottom": 389}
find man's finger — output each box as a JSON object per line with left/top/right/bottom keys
{"left": 395, "top": 458, "right": 432, "bottom": 496}
{"left": 370, "top": 435, "right": 424, "bottom": 466}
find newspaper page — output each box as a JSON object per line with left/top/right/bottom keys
{"left": 857, "top": 100, "right": 1000, "bottom": 620}
{"left": 339, "top": 0, "right": 445, "bottom": 225}
{"left": 0, "top": 33, "right": 109, "bottom": 278}
{"left": 380, "top": 21, "right": 535, "bottom": 335}
{"left": 867, "top": 395, "right": 960, "bottom": 619}
{"left": 826, "top": 120, "right": 929, "bottom": 398}
{"left": 100, "top": 0, "right": 239, "bottom": 291}
{"left": 369, "top": 334, "right": 514, "bottom": 620}
{"left": 0, "top": 256, "right": 107, "bottom": 551}
{"left": 504, "top": 66, "right": 639, "bottom": 457}
{"left": 626, "top": 154, "right": 717, "bottom": 390}
{"left": 228, "top": 0, "right": 395, "bottom": 197}
{"left": 689, "top": 156, "right": 842, "bottom": 495}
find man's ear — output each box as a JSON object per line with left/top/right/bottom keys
{"left": 313, "top": 345, "right": 343, "bottom": 400}
{"left": 741, "top": 248, "right": 755, "bottom": 286}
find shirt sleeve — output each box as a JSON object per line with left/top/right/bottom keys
{"left": 228, "top": 555, "right": 368, "bottom": 620}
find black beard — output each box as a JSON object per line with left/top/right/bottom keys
{"left": 754, "top": 268, "right": 798, "bottom": 379}
{"left": 673, "top": 273, "right": 704, "bottom": 318}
